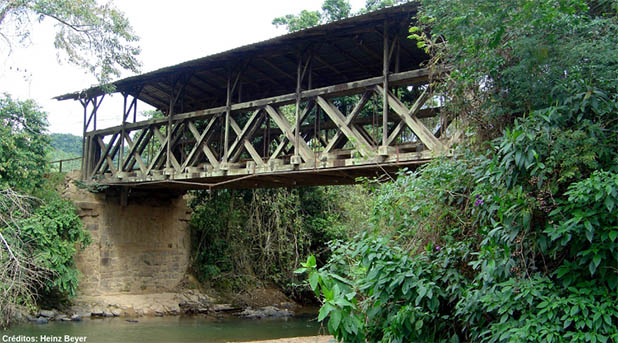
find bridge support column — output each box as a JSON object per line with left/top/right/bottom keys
{"left": 66, "top": 180, "right": 191, "bottom": 296}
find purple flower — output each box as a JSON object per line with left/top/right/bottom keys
{"left": 474, "top": 195, "right": 484, "bottom": 207}
{"left": 435, "top": 245, "right": 441, "bottom": 251}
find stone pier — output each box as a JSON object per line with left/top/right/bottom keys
{"left": 63, "top": 173, "right": 192, "bottom": 296}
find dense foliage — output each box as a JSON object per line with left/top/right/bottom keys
{"left": 0, "top": 94, "right": 50, "bottom": 194}
{"left": 0, "top": 96, "right": 89, "bottom": 327}
{"left": 47, "top": 133, "right": 82, "bottom": 172}
{"left": 298, "top": 0, "right": 618, "bottom": 342}
{"left": 272, "top": 0, "right": 409, "bottom": 32}
{"left": 49, "top": 133, "right": 82, "bottom": 157}
{"left": 188, "top": 186, "right": 368, "bottom": 296}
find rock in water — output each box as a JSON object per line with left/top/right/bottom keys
{"left": 39, "top": 310, "right": 55, "bottom": 318}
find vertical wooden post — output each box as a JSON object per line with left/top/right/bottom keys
{"left": 395, "top": 38, "right": 401, "bottom": 73}
{"left": 223, "top": 72, "right": 231, "bottom": 167}
{"left": 166, "top": 86, "right": 175, "bottom": 172}
{"left": 93, "top": 99, "right": 97, "bottom": 131}
{"left": 80, "top": 98, "right": 89, "bottom": 180}
{"left": 133, "top": 96, "right": 138, "bottom": 123}
{"left": 382, "top": 19, "right": 390, "bottom": 147}
{"left": 84, "top": 136, "right": 92, "bottom": 178}
{"left": 120, "top": 93, "right": 128, "bottom": 173}
{"left": 294, "top": 52, "right": 302, "bottom": 159}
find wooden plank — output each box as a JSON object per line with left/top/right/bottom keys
{"left": 97, "top": 135, "right": 119, "bottom": 175}
{"left": 376, "top": 85, "right": 445, "bottom": 152}
{"left": 316, "top": 96, "right": 374, "bottom": 157}
{"left": 126, "top": 129, "right": 153, "bottom": 172}
{"left": 265, "top": 105, "right": 315, "bottom": 163}
{"left": 91, "top": 134, "right": 117, "bottom": 176}
{"left": 146, "top": 123, "right": 185, "bottom": 174}
{"left": 386, "top": 120, "right": 405, "bottom": 145}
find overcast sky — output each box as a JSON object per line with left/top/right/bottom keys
{"left": 0, "top": 0, "right": 368, "bottom": 136}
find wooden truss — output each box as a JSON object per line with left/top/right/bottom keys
{"left": 81, "top": 68, "right": 458, "bottom": 185}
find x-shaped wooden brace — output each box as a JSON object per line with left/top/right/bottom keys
{"left": 316, "top": 95, "right": 375, "bottom": 157}
{"left": 146, "top": 122, "right": 186, "bottom": 174}
{"left": 93, "top": 133, "right": 119, "bottom": 176}
{"left": 120, "top": 129, "right": 149, "bottom": 174}
{"left": 226, "top": 108, "right": 266, "bottom": 164}
{"left": 265, "top": 103, "right": 315, "bottom": 164}
{"left": 375, "top": 85, "right": 445, "bottom": 152}
{"left": 322, "top": 90, "right": 374, "bottom": 155}
{"left": 228, "top": 114, "right": 267, "bottom": 168}
{"left": 183, "top": 115, "right": 220, "bottom": 171}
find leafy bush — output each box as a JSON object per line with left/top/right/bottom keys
{"left": 15, "top": 196, "right": 91, "bottom": 299}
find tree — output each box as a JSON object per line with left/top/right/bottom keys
{"left": 0, "top": 94, "right": 49, "bottom": 194}
{"left": 273, "top": 0, "right": 407, "bottom": 32}
{"left": 0, "top": 0, "right": 141, "bottom": 83}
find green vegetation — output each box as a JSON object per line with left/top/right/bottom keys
{"left": 47, "top": 133, "right": 82, "bottom": 172}
{"left": 188, "top": 186, "right": 369, "bottom": 298}
{"left": 1, "top": 0, "right": 140, "bottom": 327}
{"left": 273, "top": 0, "right": 408, "bottom": 32}
{"left": 293, "top": 0, "right": 618, "bottom": 342}
{"left": 0, "top": 94, "right": 50, "bottom": 194}
{"left": 0, "top": 95, "right": 88, "bottom": 327}
{"left": 0, "top": 0, "right": 141, "bottom": 83}
{"left": 49, "top": 133, "right": 82, "bottom": 157}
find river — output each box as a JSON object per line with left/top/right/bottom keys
{"left": 2, "top": 315, "right": 323, "bottom": 343}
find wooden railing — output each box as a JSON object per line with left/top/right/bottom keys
{"left": 50, "top": 157, "right": 82, "bottom": 173}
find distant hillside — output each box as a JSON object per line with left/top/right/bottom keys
{"left": 48, "top": 133, "right": 82, "bottom": 171}
{"left": 49, "top": 133, "right": 82, "bottom": 157}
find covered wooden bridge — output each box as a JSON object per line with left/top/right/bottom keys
{"left": 56, "top": 2, "right": 457, "bottom": 189}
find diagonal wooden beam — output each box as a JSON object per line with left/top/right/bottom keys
{"left": 98, "top": 135, "right": 120, "bottom": 175}
{"left": 228, "top": 117, "right": 266, "bottom": 168}
{"left": 387, "top": 120, "right": 405, "bottom": 145}
{"left": 324, "top": 90, "right": 373, "bottom": 154}
{"left": 184, "top": 118, "right": 220, "bottom": 170}
{"left": 376, "top": 86, "right": 445, "bottom": 152}
{"left": 92, "top": 133, "right": 118, "bottom": 176}
{"left": 147, "top": 122, "right": 185, "bottom": 174}
{"left": 316, "top": 96, "right": 374, "bottom": 157}
{"left": 227, "top": 108, "right": 263, "bottom": 162}
{"left": 265, "top": 104, "right": 315, "bottom": 163}
{"left": 126, "top": 129, "right": 154, "bottom": 172}
{"left": 122, "top": 130, "right": 148, "bottom": 173}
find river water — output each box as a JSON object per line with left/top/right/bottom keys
{"left": 2, "top": 315, "right": 323, "bottom": 343}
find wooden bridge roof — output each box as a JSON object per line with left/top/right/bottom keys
{"left": 55, "top": 2, "right": 425, "bottom": 113}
